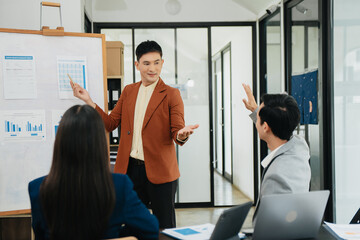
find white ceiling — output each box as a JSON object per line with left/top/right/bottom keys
{"left": 90, "top": 0, "right": 321, "bottom": 22}
{"left": 91, "top": 0, "right": 278, "bottom": 15}
{"left": 232, "top": 0, "right": 280, "bottom": 15}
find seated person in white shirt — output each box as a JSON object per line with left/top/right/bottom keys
{"left": 242, "top": 84, "right": 311, "bottom": 223}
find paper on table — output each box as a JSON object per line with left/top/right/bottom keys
{"left": 325, "top": 221, "right": 360, "bottom": 239}
{"left": 161, "top": 223, "right": 245, "bottom": 240}
{"left": 162, "top": 223, "right": 214, "bottom": 240}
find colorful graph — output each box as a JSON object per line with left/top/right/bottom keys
{"left": 1, "top": 110, "right": 46, "bottom": 141}
{"left": 5, "top": 120, "right": 43, "bottom": 133}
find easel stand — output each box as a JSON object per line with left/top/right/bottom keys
{"left": 40, "top": 1, "right": 64, "bottom": 36}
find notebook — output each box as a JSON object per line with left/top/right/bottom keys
{"left": 162, "top": 201, "right": 252, "bottom": 240}
{"left": 253, "top": 190, "right": 330, "bottom": 240}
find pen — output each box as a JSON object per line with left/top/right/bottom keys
{"left": 67, "top": 73, "right": 75, "bottom": 85}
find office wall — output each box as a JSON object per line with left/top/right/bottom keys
{"left": 0, "top": 0, "right": 83, "bottom": 32}
{"left": 91, "top": 0, "right": 256, "bottom": 22}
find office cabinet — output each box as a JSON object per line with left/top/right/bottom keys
{"left": 106, "top": 41, "right": 124, "bottom": 78}
{"left": 106, "top": 41, "right": 124, "bottom": 147}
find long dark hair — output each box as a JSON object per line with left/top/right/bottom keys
{"left": 40, "top": 105, "right": 115, "bottom": 240}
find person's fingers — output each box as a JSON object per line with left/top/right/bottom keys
{"left": 243, "top": 84, "right": 251, "bottom": 96}
{"left": 245, "top": 86, "right": 254, "bottom": 99}
{"left": 191, "top": 124, "right": 199, "bottom": 129}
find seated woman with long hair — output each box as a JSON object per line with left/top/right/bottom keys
{"left": 28, "top": 105, "right": 159, "bottom": 240}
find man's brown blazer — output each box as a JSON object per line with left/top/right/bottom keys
{"left": 95, "top": 78, "right": 185, "bottom": 184}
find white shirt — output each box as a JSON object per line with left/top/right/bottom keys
{"left": 261, "top": 144, "right": 284, "bottom": 168}
{"left": 130, "top": 79, "right": 159, "bottom": 161}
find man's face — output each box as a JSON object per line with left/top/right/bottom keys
{"left": 135, "top": 52, "right": 164, "bottom": 86}
{"left": 256, "top": 103, "right": 266, "bottom": 140}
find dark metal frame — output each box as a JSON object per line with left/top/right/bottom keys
{"left": 320, "top": 0, "right": 335, "bottom": 222}
{"left": 258, "top": 8, "right": 281, "bottom": 203}
{"left": 284, "top": 0, "right": 335, "bottom": 221}
{"left": 93, "top": 21, "right": 257, "bottom": 208}
{"left": 84, "top": 12, "right": 92, "bottom": 33}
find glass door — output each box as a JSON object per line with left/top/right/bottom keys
{"left": 212, "top": 45, "right": 232, "bottom": 181}
{"left": 213, "top": 55, "right": 223, "bottom": 175}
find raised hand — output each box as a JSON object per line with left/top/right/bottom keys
{"left": 242, "top": 83, "right": 258, "bottom": 112}
{"left": 177, "top": 124, "right": 199, "bottom": 141}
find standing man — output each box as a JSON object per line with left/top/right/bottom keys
{"left": 242, "top": 84, "right": 311, "bottom": 224}
{"left": 71, "top": 40, "right": 199, "bottom": 228}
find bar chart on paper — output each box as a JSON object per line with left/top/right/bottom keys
{"left": 57, "top": 57, "right": 88, "bottom": 99}
{"left": 1, "top": 110, "right": 46, "bottom": 141}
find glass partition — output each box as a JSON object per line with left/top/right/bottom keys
{"left": 287, "top": 0, "right": 321, "bottom": 191}
{"left": 176, "top": 28, "right": 210, "bottom": 203}
{"left": 102, "top": 27, "right": 211, "bottom": 204}
{"left": 98, "top": 24, "right": 254, "bottom": 206}
{"left": 259, "top": 9, "right": 282, "bottom": 163}
{"left": 333, "top": 0, "right": 360, "bottom": 223}
{"left": 266, "top": 11, "right": 282, "bottom": 93}
{"left": 212, "top": 26, "right": 254, "bottom": 204}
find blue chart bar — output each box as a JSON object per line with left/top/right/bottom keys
{"left": 83, "top": 65, "right": 86, "bottom": 89}
{"left": 5, "top": 121, "right": 9, "bottom": 132}
{"left": 4, "top": 120, "right": 43, "bottom": 133}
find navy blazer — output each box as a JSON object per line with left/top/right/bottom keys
{"left": 28, "top": 173, "right": 159, "bottom": 240}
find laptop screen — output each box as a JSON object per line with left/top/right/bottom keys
{"left": 253, "top": 190, "right": 329, "bottom": 240}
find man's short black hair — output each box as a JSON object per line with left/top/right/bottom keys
{"left": 259, "top": 94, "right": 300, "bottom": 141}
{"left": 135, "top": 40, "right": 163, "bottom": 61}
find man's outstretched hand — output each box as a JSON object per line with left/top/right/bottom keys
{"left": 177, "top": 124, "right": 200, "bottom": 141}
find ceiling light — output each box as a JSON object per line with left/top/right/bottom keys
{"left": 165, "top": 0, "right": 181, "bottom": 15}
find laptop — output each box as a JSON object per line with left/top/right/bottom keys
{"left": 162, "top": 201, "right": 252, "bottom": 240}
{"left": 210, "top": 201, "right": 252, "bottom": 240}
{"left": 253, "top": 190, "right": 330, "bottom": 240}
{"left": 350, "top": 208, "right": 360, "bottom": 224}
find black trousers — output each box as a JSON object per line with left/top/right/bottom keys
{"left": 126, "top": 157, "right": 177, "bottom": 229}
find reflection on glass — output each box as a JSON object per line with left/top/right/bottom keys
{"left": 100, "top": 29, "right": 134, "bottom": 86}
{"left": 292, "top": 26, "right": 305, "bottom": 73}
{"left": 177, "top": 28, "right": 210, "bottom": 203}
{"left": 289, "top": 0, "right": 320, "bottom": 193}
{"left": 334, "top": 0, "right": 360, "bottom": 223}
{"left": 266, "top": 12, "right": 282, "bottom": 93}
